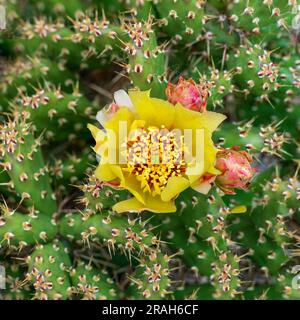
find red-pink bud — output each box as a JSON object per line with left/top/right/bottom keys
{"left": 166, "top": 76, "right": 209, "bottom": 112}
{"left": 215, "top": 147, "right": 256, "bottom": 194}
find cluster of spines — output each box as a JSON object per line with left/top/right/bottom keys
{"left": 0, "top": 206, "right": 57, "bottom": 250}
{"left": 0, "top": 57, "right": 75, "bottom": 111}
{"left": 155, "top": 0, "right": 206, "bottom": 45}
{"left": 227, "top": 44, "right": 280, "bottom": 100}
{"left": 14, "top": 86, "right": 94, "bottom": 142}
{"left": 227, "top": 169, "right": 299, "bottom": 298}
{"left": 0, "top": 115, "right": 57, "bottom": 217}
{"left": 128, "top": 248, "right": 173, "bottom": 299}
{"left": 59, "top": 211, "right": 159, "bottom": 256}
{"left": 148, "top": 188, "right": 243, "bottom": 299}
{"left": 244, "top": 268, "right": 300, "bottom": 300}
{"left": 121, "top": 17, "right": 168, "bottom": 98}
{"left": 49, "top": 149, "right": 94, "bottom": 190}
{"left": 69, "top": 260, "right": 118, "bottom": 300}
{"left": 25, "top": 240, "right": 72, "bottom": 300}
{"left": 0, "top": 260, "right": 31, "bottom": 300}
{"left": 227, "top": 0, "right": 299, "bottom": 41}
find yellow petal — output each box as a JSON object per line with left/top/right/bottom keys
{"left": 122, "top": 175, "right": 146, "bottom": 205}
{"left": 186, "top": 161, "right": 205, "bottom": 177}
{"left": 103, "top": 107, "right": 135, "bottom": 163}
{"left": 105, "top": 107, "right": 135, "bottom": 145}
{"left": 110, "top": 166, "right": 146, "bottom": 205}
{"left": 128, "top": 90, "right": 175, "bottom": 128}
{"left": 188, "top": 174, "right": 201, "bottom": 185}
{"left": 113, "top": 196, "right": 176, "bottom": 213}
{"left": 173, "top": 104, "right": 226, "bottom": 136}
{"left": 228, "top": 205, "right": 247, "bottom": 214}
{"left": 161, "top": 176, "right": 190, "bottom": 202}
{"left": 198, "top": 111, "right": 227, "bottom": 133}
{"left": 88, "top": 124, "right": 110, "bottom": 158}
{"left": 94, "top": 140, "right": 108, "bottom": 156}
{"left": 105, "top": 107, "right": 134, "bottom": 130}
{"left": 88, "top": 124, "right": 104, "bottom": 141}
{"left": 173, "top": 103, "right": 203, "bottom": 130}
{"left": 130, "top": 119, "right": 146, "bottom": 131}
{"left": 145, "top": 194, "right": 177, "bottom": 212}
{"left": 113, "top": 198, "right": 144, "bottom": 213}
{"left": 95, "top": 164, "right": 118, "bottom": 181}
{"left": 191, "top": 180, "right": 212, "bottom": 194}
{"left": 173, "top": 105, "right": 219, "bottom": 170}
{"left": 207, "top": 165, "right": 221, "bottom": 175}
{"left": 203, "top": 140, "right": 219, "bottom": 174}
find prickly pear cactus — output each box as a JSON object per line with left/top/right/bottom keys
{"left": 0, "top": 0, "right": 299, "bottom": 301}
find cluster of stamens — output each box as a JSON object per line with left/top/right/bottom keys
{"left": 123, "top": 127, "right": 186, "bottom": 196}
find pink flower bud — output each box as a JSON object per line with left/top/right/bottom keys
{"left": 215, "top": 147, "right": 256, "bottom": 194}
{"left": 166, "top": 76, "right": 209, "bottom": 112}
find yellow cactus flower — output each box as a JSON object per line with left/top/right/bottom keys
{"left": 88, "top": 89, "right": 226, "bottom": 213}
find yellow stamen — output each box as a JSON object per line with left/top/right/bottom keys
{"left": 123, "top": 126, "right": 186, "bottom": 196}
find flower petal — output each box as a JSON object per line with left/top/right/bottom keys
{"left": 105, "top": 107, "right": 135, "bottom": 132}
{"left": 96, "top": 110, "right": 108, "bottom": 127}
{"left": 128, "top": 90, "right": 175, "bottom": 128}
{"left": 161, "top": 176, "right": 190, "bottom": 202}
{"left": 130, "top": 119, "right": 146, "bottom": 131}
{"left": 104, "top": 107, "right": 135, "bottom": 160}
{"left": 88, "top": 124, "right": 107, "bottom": 156}
{"left": 113, "top": 196, "right": 176, "bottom": 213}
{"left": 113, "top": 198, "right": 145, "bottom": 213}
{"left": 114, "top": 90, "right": 133, "bottom": 109}
{"left": 186, "top": 162, "right": 205, "bottom": 177}
{"left": 173, "top": 103, "right": 202, "bottom": 129}
{"left": 191, "top": 180, "right": 212, "bottom": 194}
{"left": 173, "top": 104, "right": 226, "bottom": 133}
{"left": 87, "top": 124, "right": 101, "bottom": 140}
{"left": 95, "top": 164, "right": 118, "bottom": 181}
{"left": 109, "top": 166, "right": 146, "bottom": 205}
{"left": 198, "top": 111, "right": 227, "bottom": 133}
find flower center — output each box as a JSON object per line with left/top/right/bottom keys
{"left": 123, "top": 127, "right": 186, "bottom": 196}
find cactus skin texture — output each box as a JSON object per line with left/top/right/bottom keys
{"left": 69, "top": 260, "right": 118, "bottom": 300}
{"left": 227, "top": 44, "right": 280, "bottom": 99}
{"left": 128, "top": 249, "right": 172, "bottom": 299}
{"left": 155, "top": 0, "right": 206, "bottom": 45}
{"left": 59, "top": 211, "right": 159, "bottom": 255}
{"left": 0, "top": 208, "right": 57, "bottom": 249}
{"left": 121, "top": 18, "right": 167, "bottom": 98}
{"left": 25, "top": 240, "right": 73, "bottom": 300}
{"left": 0, "top": 116, "right": 57, "bottom": 217}
{"left": 0, "top": 0, "right": 299, "bottom": 301}
{"left": 0, "top": 256, "right": 32, "bottom": 300}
